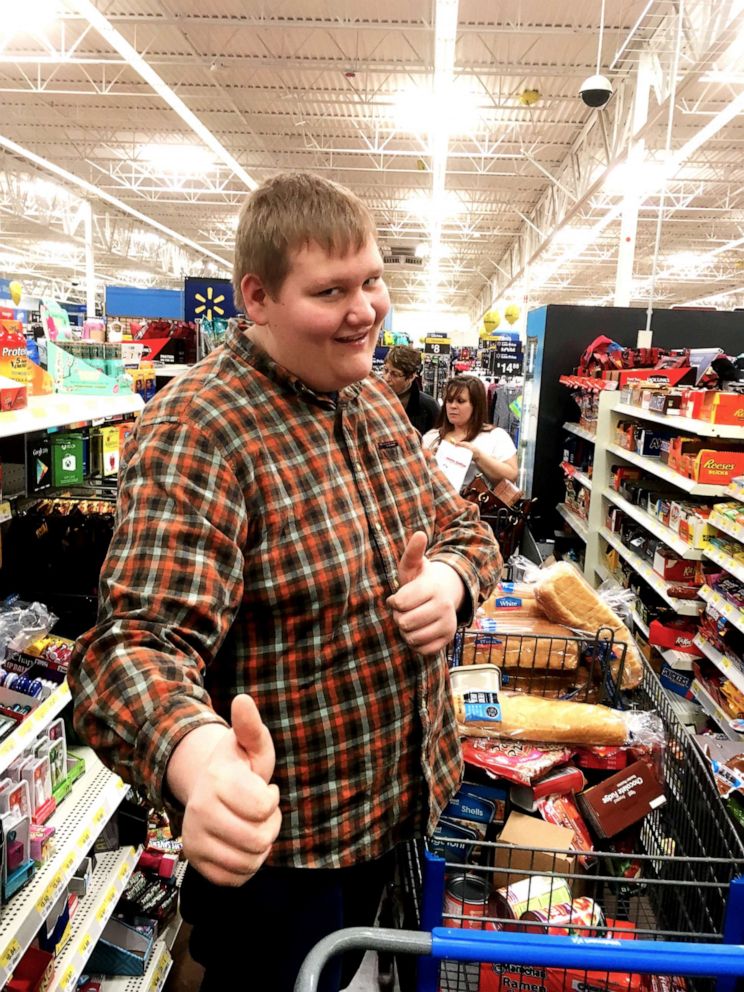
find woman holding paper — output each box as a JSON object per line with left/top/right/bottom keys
{"left": 422, "top": 375, "right": 518, "bottom": 488}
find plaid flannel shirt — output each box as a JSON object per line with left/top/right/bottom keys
{"left": 70, "top": 325, "right": 502, "bottom": 868}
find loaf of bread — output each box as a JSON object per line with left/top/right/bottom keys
{"left": 464, "top": 617, "right": 579, "bottom": 671}
{"left": 454, "top": 690, "right": 628, "bottom": 746}
{"left": 534, "top": 562, "right": 643, "bottom": 689}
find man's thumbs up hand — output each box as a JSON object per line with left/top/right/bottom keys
{"left": 387, "top": 532, "right": 466, "bottom": 656}
{"left": 174, "top": 695, "right": 282, "bottom": 888}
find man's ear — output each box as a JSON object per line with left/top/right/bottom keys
{"left": 241, "top": 273, "right": 271, "bottom": 325}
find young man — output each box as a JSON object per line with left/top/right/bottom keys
{"left": 70, "top": 172, "right": 501, "bottom": 992}
{"left": 382, "top": 344, "right": 440, "bottom": 436}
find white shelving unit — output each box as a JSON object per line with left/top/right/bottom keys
{"left": 0, "top": 394, "right": 144, "bottom": 440}
{"left": 694, "top": 635, "right": 744, "bottom": 697}
{"left": 704, "top": 545, "right": 744, "bottom": 585}
{"left": 595, "top": 563, "right": 612, "bottom": 584}
{"left": 727, "top": 480, "right": 744, "bottom": 503}
{"left": 709, "top": 509, "right": 744, "bottom": 544}
{"left": 603, "top": 489, "right": 704, "bottom": 560}
{"left": 698, "top": 584, "right": 744, "bottom": 637}
{"left": 605, "top": 443, "right": 728, "bottom": 497}
{"left": 562, "top": 422, "right": 596, "bottom": 443}
{"left": 613, "top": 402, "right": 743, "bottom": 439}
{"left": 690, "top": 679, "right": 744, "bottom": 741}
{"left": 556, "top": 503, "right": 589, "bottom": 542}
{"left": 599, "top": 528, "right": 701, "bottom": 615}
{"left": 560, "top": 462, "right": 592, "bottom": 490}
{"left": 630, "top": 610, "right": 650, "bottom": 638}
{"left": 0, "top": 750, "right": 128, "bottom": 984}
{"left": 0, "top": 682, "right": 71, "bottom": 776}
{"left": 50, "top": 846, "right": 141, "bottom": 992}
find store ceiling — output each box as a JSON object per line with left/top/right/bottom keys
{"left": 1, "top": 0, "right": 744, "bottom": 327}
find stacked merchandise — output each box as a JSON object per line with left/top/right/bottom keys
{"left": 420, "top": 561, "right": 744, "bottom": 992}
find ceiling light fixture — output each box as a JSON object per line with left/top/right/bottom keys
{"left": 75, "top": 0, "right": 257, "bottom": 191}
{"left": 0, "top": 134, "right": 231, "bottom": 269}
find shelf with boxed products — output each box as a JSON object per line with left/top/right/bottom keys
{"left": 603, "top": 488, "right": 704, "bottom": 561}
{"left": 606, "top": 443, "right": 728, "bottom": 497}
{"left": 613, "top": 402, "right": 743, "bottom": 440}
{"left": 556, "top": 503, "right": 588, "bottom": 542}
{"left": 631, "top": 609, "right": 650, "bottom": 638}
{"left": 728, "top": 479, "right": 744, "bottom": 503}
{"left": 599, "top": 527, "right": 702, "bottom": 615}
{"left": 698, "top": 584, "right": 744, "bottom": 637}
{"left": 101, "top": 912, "right": 182, "bottom": 992}
{"left": 0, "top": 394, "right": 144, "bottom": 441}
{"left": 49, "top": 845, "right": 141, "bottom": 992}
{"left": 0, "top": 750, "right": 128, "bottom": 986}
{"left": 709, "top": 508, "right": 744, "bottom": 544}
{"left": 562, "top": 422, "right": 596, "bottom": 443}
{"left": 703, "top": 544, "right": 744, "bottom": 585}
{"left": 693, "top": 635, "right": 744, "bottom": 699}
{"left": 0, "top": 682, "right": 71, "bottom": 778}
{"left": 690, "top": 678, "right": 744, "bottom": 741}
{"left": 560, "top": 461, "right": 592, "bottom": 490}
{"left": 595, "top": 563, "right": 613, "bottom": 584}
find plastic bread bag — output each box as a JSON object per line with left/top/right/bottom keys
{"left": 0, "top": 598, "right": 58, "bottom": 659}
{"left": 532, "top": 561, "right": 644, "bottom": 690}
{"left": 453, "top": 687, "right": 665, "bottom": 748}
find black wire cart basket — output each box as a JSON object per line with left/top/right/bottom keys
{"left": 375, "top": 624, "right": 744, "bottom": 992}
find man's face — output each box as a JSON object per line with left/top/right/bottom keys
{"left": 381, "top": 363, "right": 414, "bottom": 397}
{"left": 242, "top": 237, "right": 390, "bottom": 392}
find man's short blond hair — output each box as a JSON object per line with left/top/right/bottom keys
{"left": 232, "top": 172, "right": 377, "bottom": 309}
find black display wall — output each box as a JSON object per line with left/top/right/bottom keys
{"left": 525, "top": 304, "right": 744, "bottom": 542}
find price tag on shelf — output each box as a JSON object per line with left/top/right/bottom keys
{"left": 0, "top": 939, "right": 21, "bottom": 973}
{"left": 119, "top": 853, "right": 135, "bottom": 879}
{"left": 0, "top": 501, "right": 11, "bottom": 525}
{"left": 95, "top": 884, "right": 117, "bottom": 923}
{"left": 77, "top": 933, "right": 92, "bottom": 957}
{"left": 60, "top": 964, "right": 76, "bottom": 991}
{"left": 77, "top": 826, "right": 92, "bottom": 850}
{"left": 35, "top": 869, "right": 63, "bottom": 914}
{"left": 93, "top": 804, "right": 106, "bottom": 825}
{"left": 148, "top": 948, "right": 170, "bottom": 992}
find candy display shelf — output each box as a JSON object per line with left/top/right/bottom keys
{"left": 603, "top": 489, "right": 704, "bottom": 560}
{"left": 560, "top": 462, "right": 593, "bottom": 490}
{"left": 613, "top": 403, "right": 743, "bottom": 439}
{"left": 693, "top": 635, "right": 744, "bottom": 698}
{"left": 0, "top": 394, "right": 144, "bottom": 440}
{"left": 556, "top": 503, "right": 589, "bottom": 543}
{"left": 709, "top": 509, "right": 744, "bottom": 545}
{"left": 600, "top": 528, "right": 701, "bottom": 615}
{"left": 562, "top": 422, "right": 596, "bottom": 443}
{"left": 605, "top": 443, "right": 727, "bottom": 498}
{"left": 690, "top": 679, "right": 744, "bottom": 742}
{"left": 704, "top": 544, "right": 744, "bottom": 585}
{"left": 698, "top": 584, "right": 744, "bottom": 637}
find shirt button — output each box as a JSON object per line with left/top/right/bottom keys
{"left": 375, "top": 522, "right": 382, "bottom": 530}
{"left": 355, "top": 462, "right": 362, "bottom": 471}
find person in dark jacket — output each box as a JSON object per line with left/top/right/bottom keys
{"left": 381, "top": 344, "right": 440, "bottom": 436}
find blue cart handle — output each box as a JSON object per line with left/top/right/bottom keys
{"left": 293, "top": 926, "right": 744, "bottom": 992}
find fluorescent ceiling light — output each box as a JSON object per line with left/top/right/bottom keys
{"left": 138, "top": 143, "right": 217, "bottom": 177}
{"left": 700, "top": 71, "right": 744, "bottom": 84}
{"left": 75, "top": 0, "right": 257, "bottom": 191}
{"left": 394, "top": 82, "right": 482, "bottom": 139}
{"left": 603, "top": 157, "right": 668, "bottom": 195}
{"left": 665, "top": 251, "right": 709, "bottom": 272}
{"left": 0, "top": 0, "right": 57, "bottom": 40}
{"left": 552, "top": 227, "right": 595, "bottom": 248}
{"left": 402, "top": 191, "right": 463, "bottom": 221}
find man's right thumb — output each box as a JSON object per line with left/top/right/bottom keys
{"left": 231, "top": 694, "right": 275, "bottom": 784}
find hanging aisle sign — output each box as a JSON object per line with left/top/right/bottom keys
{"left": 483, "top": 332, "right": 524, "bottom": 377}
{"left": 424, "top": 333, "right": 451, "bottom": 355}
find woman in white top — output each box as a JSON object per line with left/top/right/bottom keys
{"left": 422, "top": 375, "right": 518, "bottom": 488}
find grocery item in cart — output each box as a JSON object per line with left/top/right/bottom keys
{"left": 462, "top": 738, "right": 575, "bottom": 786}
{"left": 442, "top": 872, "right": 489, "bottom": 929}
{"left": 577, "top": 758, "right": 666, "bottom": 839}
{"left": 491, "top": 874, "right": 572, "bottom": 924}
{"left": 467, "top": 617, "right": 580, "bottom": 670}
{"left": 521, "top": 894, "right": 604, "bottom": 936}
{"left": 534, "top": 561, "right": 643, "bottom": 688}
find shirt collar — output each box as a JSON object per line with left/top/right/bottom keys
{"left": 226, "top": 319, "right": 364, "bottom": 410}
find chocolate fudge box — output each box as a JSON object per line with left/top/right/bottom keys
{"left": 577, "top": 759, "right": 666, "bottom": 839}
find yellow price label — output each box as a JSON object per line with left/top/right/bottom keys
{"left": 148, "top": 950, "right": 168, "bottom": 992}
{"left": 95, "top": 885, "right": 116, "bottom": 922}
{"left": 78, "top": 933, "right": 91, "bottom": 956}
{"left": 61, "top": 851, "right": 75, "bottom": 875}
{"left": 0, "top": 738, "right": 14, "bottom": 756}
{"left": 0, "top": 940, "right": 21, "bottom": 970}
{"left": 119, "top": 857, "right": 133, "bottom": 879}
{"left": 93, "top": 804, "right": 106, "bottom": 824}
{"left": 35, "top": 871, "right": 61, "bottom": 913}
{"left": 77, "top": 827, "right": 92, "bottom": 850}
{"left": 61, "top": 964, "right": 76, "bottom": 990}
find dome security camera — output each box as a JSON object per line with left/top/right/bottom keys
{"left": 579, "top": 74, "right": 613, "bottom": 108}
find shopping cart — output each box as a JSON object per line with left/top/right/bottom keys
{"left": 293, "top": 918, "right": 744, "bottom": 992}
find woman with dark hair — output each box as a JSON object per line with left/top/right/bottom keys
{"left": 422, "top": 375, "right": 518, "bottom": 488}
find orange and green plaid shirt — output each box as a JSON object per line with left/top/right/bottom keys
{"left": 70, "top": 325, "right": 501, "bottom": 868}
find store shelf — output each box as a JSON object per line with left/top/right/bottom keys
{"left": 709, "top": 509, "right": 744, "bottom": 544}
{"left": 594, "top": 563, "right": 612, "bottom": 584}
{"left": 562, "top": 422, "right": 596, "bottom": 443}
{"left": 603, "top": 488, "right": 705, "bottom": 560}
{"left": 631, "top": 610, "right": 650, "bottom": 638}
{"left": 0, "top": 681, "right": 71, "bottom": 777}
{"left": 560, "top": 462, "right": 592, "bottom": 490}
{"left": 0, "top": 394, "right": 145, "bottom": 440}
{"left": 727, "top": 480, "right": 744, "bottom": 503}
{"left": 704, "top": 544, "right": 744, "bottom": 585}
{"left": 613, "top": 402, "right": 744, "bottom": 439}
{"left": 694, "top": 635, "right": 744, "bottom": 698}
{"left": 659, "top": 649, "right": 695, "bottom": 672}
{"left": 600, "top": 528, "right": 702, "bottom": 615}
{"left": 0, "top": 750, "right": 128, "bottom": 985}
{"left": 153, "top": 364, "right": 191, "bottom": 379}
{"left": 101, "top": 914, "right": 182, "bottom": 992}
{"left": 690, "top": 679, "right": 744, "bottom": 741}
{"left": 50, "top": 846, "right": 140, "bottom": 992}
{"left": 606, "top": 443, "right": 728, "bottom": 497}
{"left": 556, "top": 503, "right": 589, "bottom": 542}
{"left": 698, "top": 584, "right": 744, "bottom": 637}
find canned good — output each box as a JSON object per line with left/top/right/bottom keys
{"left": 443, "top": 872, "right": 489, "bottom": 929}
{"left": 521, "top": 896, "right": 604, "bottom": 936}
{"left": 491, "top": 874, "right": 572, "bottom": 925}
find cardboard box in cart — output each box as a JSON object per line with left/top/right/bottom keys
{"left": 493, "top": 812, "right": 576, "bottom": 888}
